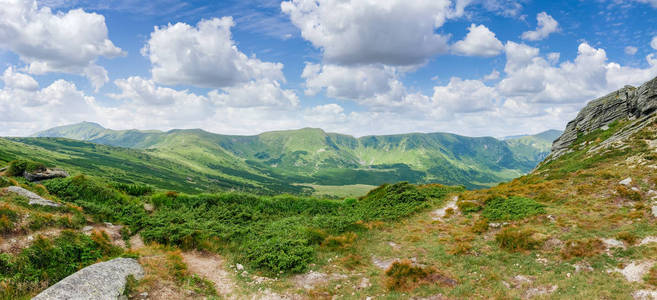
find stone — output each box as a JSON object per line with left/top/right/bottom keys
{"left": 546, "top": 76, "right": 657, "bottom": 161}
{"left": 33, "top": 257, "right": 144, "bottom": 300}
{"left": 602, "top": 238, "right": 626, "bottom": 250}
{"left": 5, "top": 186, "right": 61, "bottom": 207}
{"left": 652, "top": 206, "right": 657, "bottom": 218}
{"left": 633, "top": 289, "right": 657, "bottom": 300}
{"left": 612, "top": 261, "right": 655, "bottom": 282}
{"left": 236, "top": 263, "right": 244, "bottom": 271}
{"left": 620, "top": 177, "right": 633, "bottom": 186}
{"left": 143, "top": 203, "right": 154, "bottom": 212}
{"left": 24, "top": 168, "right": 69, "bottom": 182}
{"left": 640, "top": 236, "right": 657, "bottom": 245}
{"left": 524, "top": 285, "right": 558, "bottom": 298}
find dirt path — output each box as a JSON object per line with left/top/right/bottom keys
{"left": 181, "top": 251, "right": 236, "bottom": 297}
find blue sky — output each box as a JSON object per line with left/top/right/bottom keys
{"left": 1, "top": 0, "right": 657, "bottom": 137}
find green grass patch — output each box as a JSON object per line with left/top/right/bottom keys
{"left": 481, "top": 196, "right": 545, "bottom": 221}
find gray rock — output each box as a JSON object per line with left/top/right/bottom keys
{"left": 24, "top": 168, "right": 69, "bottom": 182}
{"left": 546, "top": 76, "right": 657, "bottom": 161}
{"left": 620, "top": 177, "right": 633, "bottom": 186}
{"left": 33, "top": 257, "right": 144, "bottom": 300}
{"left": 6, "top": 186, "right": 61, "bottom": 207}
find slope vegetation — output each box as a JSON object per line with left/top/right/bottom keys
{"left": 34, "top": 123, "right": 559, "bottom": 189}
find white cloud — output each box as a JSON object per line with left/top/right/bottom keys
{"left": 302, "top": 64, "right": 398, "bottom": 100}
{"left": 109, "top": 76, "right": 206, "bottom": 106}
{"left": 208, "top": 80, "right": 299, "bottom": 108}
{"left": 2, "top": 67, "right": 39, "bottom": 91}
{"left": 0, "top": 69, "right": 100, "bottom": 135}
{"left": 142, "top": 17, "right": 284, "bottom": 88}
{"left": 432, "top": 77, "right": 499, "bottom": 113}
{"left": 521, "top": 12, "right": 559, "bottom": 41}
{"left": 0, "top": 0, "right": 123, "bottom": 90}
{"left": 503, "top": 42, "right": 540, "bottom": 73}
{"left": 652, "top": 36, "right": 657, "bottom": 50}
{"left": 281, "top": 0, "right": 454, "bottom": 66}
{"left": 483, "top": 69, "right": 500, "bottom": 81}
{"left": 625, "top": 46, "right": 638, "bottom": 55}
{"left": 452, "top": 24, "right": 504, "bottom": 57}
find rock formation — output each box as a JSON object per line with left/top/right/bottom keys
{"left": 547, "top": 76, "right": 657, "bottom": 160}
{"left": 32, "top": 257, "right": 144, "bottom": 300}
{"left": 5, "top": 186, "right": 61, "bottom": 207}
{"left": 24, "top": 168, "right": 69, "bottom": 182}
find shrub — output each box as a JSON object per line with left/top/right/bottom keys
{"left": 471, "top": 217, "right": 489, "bottom": 234}
{"left": 322, "top": 232, "right": 357, "bottom": 250}
{"left": 0, "top": 231, "right": 122, "bottom": 299}
{"left": 6, "top": 160, "right": 45, "bottom": 177}
{"left": 457, "top": 200, "right": 482, "bottom": 214}
{"left": 495, "top": 227, "right": 541, "bottom": 252}
{"left": 482, "top": 196, "right": 545, "bottom": 221}
{"left": 645, "top": 265, "right": 657, "bottom": 286}
{"left": 242, "top": 237, "right": 314, "bottom": 274}
{"left": 616, "top": 185, "right": 642, "bottom": 201}
{"left": 111, "top": 182, "right": 154, "bottom": 196}
{"left": 561, "top": 238, "right": 605, "bottom": 259}
{"left": 0, "top": 176, "right": 10, "bottom": 188}
{"left": 615, "top": 231, "right": 638, "bottom": 245}
{"left": 384, "top": 260, "right": 449, "bottom": 291}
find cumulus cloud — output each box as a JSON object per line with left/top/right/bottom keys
{"left": 0, "top": 68, "right": 100, "bottom": 135}
{"left": 452, "top": 24, "right": 504, "bottom": 57}
{"left": 625, "top": 46, "right": 638, "bottom": 55}
{"left": 142, "top": 17, "right": 284, "bottom": 88}
{"left": 281, "top": 0, "right": 455, "bottom": 66}
{"left": 432, "top": 77, "right": 499, "bottom": 113}
{"left": 521, "top": 12, "right": 559, "bottom": 41}
{"left": 0, "top": 0, "right": 123, "bottom": 90}
{"left": 302, "top": 64, "right": 398, "bottom": 100}
{"left": 652, "top": 36, "right": 657, "bottom": 50}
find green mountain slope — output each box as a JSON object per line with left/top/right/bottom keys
{"left": 32, "top": 123, "right": 560, "bottom": 189}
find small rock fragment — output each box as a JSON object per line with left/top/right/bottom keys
{"left": 620, "top": 177, "right": 633, "bottom": 186}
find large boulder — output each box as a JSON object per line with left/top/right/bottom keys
{"left": 547, "top": 76, "right": 657, "bottom": 161}
{"left": 24, "top": 168, "right": 69, "bottom": 182}
{"left": 5, "top": 186, "right": 61, "bottom": 207}
{"left": 32, "top": 257, "right": 144, "bottom": 300}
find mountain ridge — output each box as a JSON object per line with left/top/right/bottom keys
{"left": 31, "top": 123, "right": 561, "bottom": 190}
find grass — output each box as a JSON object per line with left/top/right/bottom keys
{"left": 296, "top": 183, "right": 377, "bottom": 198}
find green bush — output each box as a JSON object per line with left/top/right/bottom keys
{"left": 138, "top": 182, "right": 461, "bottom": 274}
{"left": 111, "top": 182, "right": 154, "bottom": 196}
{"left": 242, "top": 237, "right": 314, "bottom": 274}
{"left": 43, "top": 175, "right": 147, "bottom": 228}
{"left": 0, "top": 231, "right": 122, "bottom": 299}
{"left": 5, "top": 159, "right": 45, "bottom": 177}
{"left": 0, "top": 176, "right": 10, "bottom": 188}
{"left": 482, "top": 196, "right": 545, "bottom": 221}
{"left": 457, "top": 200, "right": 482, "bottom": 214}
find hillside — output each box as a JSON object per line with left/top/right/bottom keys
{"left": 2, "top": 76, "right": 657, "bottom": 299}
{"left": 33, "top": 123, "right": 560, "bottom": 189}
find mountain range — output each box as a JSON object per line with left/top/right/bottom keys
{"left": 26, "top": 122, "right": 561, "bottom": 191}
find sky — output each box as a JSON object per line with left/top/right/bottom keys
{"left": 1, "top": 0, "right": 657, "bottom": 138}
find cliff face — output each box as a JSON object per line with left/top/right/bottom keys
{"left": 548, "top": 77, "right": 657, "bottom": 160}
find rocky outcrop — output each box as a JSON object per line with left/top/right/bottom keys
{"left": 24, "top": 168, "right": 69, "bottom": 182}
{"left": 5, "top": 186, "right": 61, "bottom": 207}
{"left": 32, "top": 257, "right": 144, "bottom": 300}
{"left": 547, "top": 76, "right": 657, "bottom": 160}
